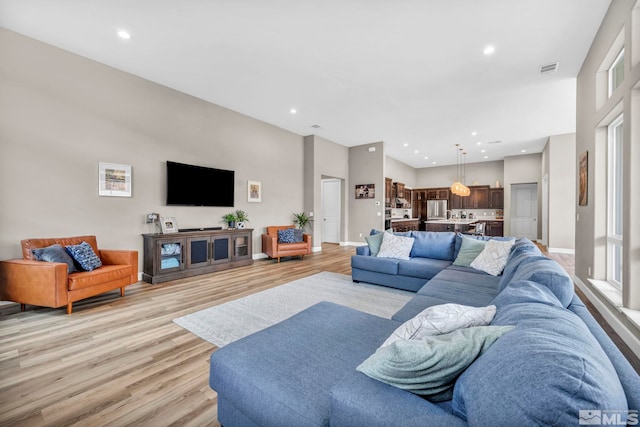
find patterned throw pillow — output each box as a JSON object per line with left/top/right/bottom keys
{"left": 277, "top": 228, "right": 296, "bottom": 243}
{"left": 380, "top": 303, "right": 497, "bottom": 348}
{"left": 470, "top": 239, "right": 515, "bottom": 276}
{"left": 376, "top": 232, "right": 414, "bottom": 260}
{"left": 65, "top": 241, "right": 103, "bottom": 271}
{"left": 32, "top": 244, "right": 78, "bottom": 274}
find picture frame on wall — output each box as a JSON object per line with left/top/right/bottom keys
{"left": 355, "top": 184, "right": 375, "bottom": 199}
{"left": 579, "top": 151, "right": 588, "bottom": 206}
{"left": 248, "top": 180, "right": 262, "bottom": 202}
{"left": 98, "top": 162, "right": 132, "bottom": 197}
{"left": 160, "top": 217, "right": 179, "bottom": 234}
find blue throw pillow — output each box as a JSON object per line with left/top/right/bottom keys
{"left": 32, "top": 244, "right": 78, "bottom": 274}
{"left": 277, "top": 228, "right": 296, "bottom": 243}
{"left": 65, "top": 241, "right": 102, "bottom": 271}
{"left": 292, "top": 228, "right": 304, "bottom": 243}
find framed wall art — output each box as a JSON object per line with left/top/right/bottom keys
{"left": 355, "top": 184, "right": 375, "bottom": 199}
{"left": 99, "top": 162, "right": 132, "bottom": 197}
{"left": 248, "top": 180, "right": 262, "bottom": 202}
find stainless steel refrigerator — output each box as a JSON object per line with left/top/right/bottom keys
{"left": 427, "top": 199, "right": 448, "bottom": 220}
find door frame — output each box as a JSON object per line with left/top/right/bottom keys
{"left": 321, "top": 178, "right": 342, "bottom": 244}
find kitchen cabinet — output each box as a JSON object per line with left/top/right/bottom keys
{"left": 394, "top": 182, "right": 405, "bottom": 198}
{"left": 476, "top": 220, "right": 503, "bottom": 237}
{"left": 424, "top": 222, "right": 470, "bottom": 233}
{"left": 391, "top": 219, "right": 419, "bottom": 232}
{"left": 385, "top": 178, "right": 393, "bottom": 206}
{"left": 489, "top": 188, "right": 504, "bottom": 209}
{"left": 426, "top": 188, "right": 450, "bottom": 200}
{"left": 463, "top": 186, "right": 490, "bottom": 209}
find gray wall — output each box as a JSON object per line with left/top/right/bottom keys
{"left": 348, "top": 142, "right": 385, "bottom": 242}
{"left": 304, "top": 135, "right": 350, "bottom": 247}
{"left": 542, "top": 133, "right": 576, "bottom": 251}
{"left": 385, "top": 156, "right": 416, "bottom": 188}
{"left": 415, "top": 160, "right": 504, "bottom": 189}
{"left": 0, "top": 28, "right": 306, "bottom": 270}
{"left": 576, "top": 0, "right": 640, "bottom": 311}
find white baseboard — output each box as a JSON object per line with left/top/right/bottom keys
{"left": 343, "top": 241, "right": 365, "bottom": 247}
{"left": 138, "top": 272, "right": 143, "bottom": 281}
{"left": 312, "top": 245, "right": 323, "bottom": 252}
{"left": 547, "top": 247, "right": 575, "bottom": 254}
{"left": 574, "top": 276, "right": 640, "bottom": 359}
{"left": 252, "top": 253, "right": 268, "bottom": 260}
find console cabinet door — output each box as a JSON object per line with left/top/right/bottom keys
{"left": 187, "top": 236, "right": 211, "bottom": 268}
{"left": 156, "top": 238, "right": 186, "bottom": 274}
{"left": 211, "top": 235, "right": 232, "bottom": 264}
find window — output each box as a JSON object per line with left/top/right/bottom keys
{"left": 607, "top": 114, "right": 623, "bottom": 288}
{"left": 609, "top": 48, "right": 624, "bottom": 96}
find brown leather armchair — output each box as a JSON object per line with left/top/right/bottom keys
{"left": 0, "top": 235, "right": 138, "bottom": 314}
{"left": 262, "top": 225, "right": 312, "bottom": 263}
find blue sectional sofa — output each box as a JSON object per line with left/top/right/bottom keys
{"left": 209, "top": 231, "right": 640, "bottom": 426}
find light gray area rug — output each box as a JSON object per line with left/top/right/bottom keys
{"left": 173, "top": 271, "right": 412, "bottom": 347}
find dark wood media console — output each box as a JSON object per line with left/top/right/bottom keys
{"left": 142, "top": 228, "right": 253, "bottom": 284}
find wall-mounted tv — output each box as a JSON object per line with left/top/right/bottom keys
{"left": 166, "top": 161, "right": 234, "bottom": 207}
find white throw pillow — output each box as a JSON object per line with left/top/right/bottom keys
{"left": 381, "top": 303, "right": 497, "bottom": 348}
{"left": 470, "top": 238, "right": 516, "bottom": 276}
{"left": 376, "top": 232, "right": 414, "bottom": 260}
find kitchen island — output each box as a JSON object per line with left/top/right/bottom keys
{"left": 424, "top": 218, "right": 504, "bottom": 236}
{"left": 390, "top": 218, "right": 420, "bottom": 232}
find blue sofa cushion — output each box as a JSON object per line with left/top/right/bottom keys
{"left": 357, "top": 325, "right": 513, "bottom": 401}
{"left": 209, "top": 302, "right": 401, "bottom": 427}
{"left": 416, "top": 278, "right": 500, "bottom": 308}
{"left": 409, "top": 231, "right": 456, "bottom": 261}
{"left": 429, "top": 268, "right": 501, "bottom": 291}
{"left": 508, "top": 256, "right": 574, "bottom": 307}
{"left": 498, "top": 245, "right": 543, "bottom": 291}
{"left": 32, "top": 244, "right": 78, "bottom": 274}
{"left": 330, "top": 371, "right": 467, "bottom": 427}
{"left": 452, "top": 302, "right": 627, "bottom": 426}
{"left": 492, "top": 280, "right": 563, "bottom": 308}
{"left": 397, "top": 258, "right": 452, "bottom": 280}
{"left": 352, "top": 255, "right": 399, "bottom": 275}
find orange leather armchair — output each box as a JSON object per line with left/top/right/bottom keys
{"left": 0, "top": 235, "right": 138, "bottom": 314}
{"left": 262, "top": 225, "right": 312, "bottom": 263}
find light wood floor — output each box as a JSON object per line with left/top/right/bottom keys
{"left": 0, "top": 243, "right": 637, "bottom": 427}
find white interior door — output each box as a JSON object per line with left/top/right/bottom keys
{"left": 541, "top": 174, "right": 548, "bottom": 247}
{"left": 321, "top": 179, "right": 341, "bottom": 243}
{"left": 510, "top": 183, "right": 538, "bottom": 240}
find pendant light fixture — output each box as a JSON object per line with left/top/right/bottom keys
{"left": 450, "top": 144, "right": 464, "bottom": 195}
{"left": 460, "top": 151, "right": 470, "bottom": 196}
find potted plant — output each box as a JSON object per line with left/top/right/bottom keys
{"left": 222, "top": 212, "right": 237, "bottom": 229}
{"left": 235, "top": 209, "right": 249, "bottom": 229}
{"left": 293, "top": 212, "right": 312, "bottom": 231}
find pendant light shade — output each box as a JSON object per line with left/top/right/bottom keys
{"left": 451, "top": 144, "right": 470, "bottom": 196}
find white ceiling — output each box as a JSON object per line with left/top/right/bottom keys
{"left": 0, "top": 0, "right": 611, "bottom": 168}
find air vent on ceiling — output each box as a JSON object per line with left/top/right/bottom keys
{"left": 487, "top": 140, "right": 502, "bottom": 144}
{"left": 539, "top": 62, "right": 559, "bottom": 75}
{"left": 311, "top": 124, "right": 322, "bottom": 129}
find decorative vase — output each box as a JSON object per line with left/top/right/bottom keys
{"left": 227, "top": 221, "right": 236, "bottom": 229}
{"left": 236, "top": 221, "right": 245, "bottom": 229}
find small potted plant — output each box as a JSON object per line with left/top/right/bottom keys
{"left": 222, "top": 212, "right": 237, "bottom": 229}
{"left": 235, "top": 209, "right": 249, "bottom": 229}
{"left": 293, "top": 212, "right": 312, "bottom": 231}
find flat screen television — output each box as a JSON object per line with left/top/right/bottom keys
{"left": 166, "top": 161, "right": 235, "bottom": 207}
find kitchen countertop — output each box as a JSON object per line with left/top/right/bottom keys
{"left": 424, "top": 219, "right": 478, "bottom": 225}
{"left": 390, "top": 217, "right": 420, "bottom": 222}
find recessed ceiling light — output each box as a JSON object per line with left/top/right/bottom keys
{"left": 117, "top": 29, "right": 131, "bottom": 40}
{"left": 432, "top": 161, "right": 437, "bottom": 165}
{"left": 414, "top": 150, "right": 419, "bottom": 154}
{"left": 471, "top": 131, "right": 477, "bottom": 136}
{"left": 290, "top": 108, "right": 297, "bottom": 114}
{"left": 476, "top": 141, "right": 482, "bottom": 145}
{"left": 521, "top": 149, "right": 527, "bottom": 153}
{"left": 484, "top": 155, "right": 489, "bottom": 159}
{"left": 481, "top": 149, "right": 486, "bottom": 153}
{"left": 424, "top": 156, "right": 429, "bottom": 160}
{"left": 483, "top": 45, "right": 495, "bottom": 55}
{"left": 403, "top": 143, "right": 409, "bottom": 147}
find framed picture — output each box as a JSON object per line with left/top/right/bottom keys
{"left": 99, "top": 162, "right": 132, "bottom": 197}
{"left": 355, "top": 184, "right": 375, "bottom": 199}
{"left": 248, "top": 180, "right": 262, "bottom": 202}
{"left": 579, "top": 151, "right": 588, "bottom": 206}
{"left": 160, "top": 217, "right": 179, "bottom": 234}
